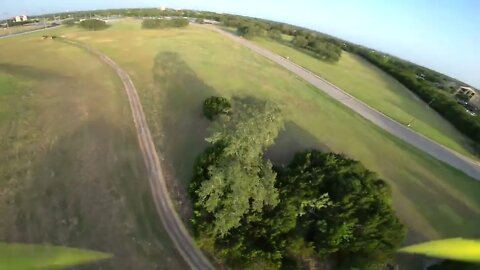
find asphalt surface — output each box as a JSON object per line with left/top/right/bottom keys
{"left": 61, "top": 39, "right": 214, "bottom": 270}
{"left": 203, "top": 25, "right": 480, "bottom": 181}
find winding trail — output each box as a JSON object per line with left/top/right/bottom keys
{"left": 201, "top": 25, "right": 480, "bottom": 181}
{"left": 61, "top": 39, "right": 214, "bottom": 270}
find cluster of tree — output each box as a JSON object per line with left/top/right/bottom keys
{"left": 78, "top": 19, "right": 109, "bottom": 31}
{"left": 222, "top": 14, "right": 342, "bottom": 62}
{"left": 291, "top": 34, "right": 342, "bottom": 62}
{"left": 348, "top": 47, "right": 480, "bottom": 145}
{"left": 203, "top": 96, "right": 232, "bottom": 120}
{"left": 142, "top": 18, "right": 189, "bottom": 29}
{"left": 190, "top": 96, "right": 406, "bottom": 269}
{"left": 428, "top": 260, "right": 480, "bottom": 270}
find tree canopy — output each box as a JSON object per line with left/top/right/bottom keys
{"left": 78, "top": 19, "right": 109, "bottom": 31}
{"left": 192, "top": 97, "right": 284, "bottom": 237}
{"left": 203, "top": 96, "right": 231, "bottom": 120}
{"left": 190, "top": 98, "right": 405, "bottom": 269}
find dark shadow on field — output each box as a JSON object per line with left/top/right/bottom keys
{"left": 265, "top": 121, "right": 330, "bottom": 166}
{"left": 0, "top": 63, "right": 70, "bottom": 80}
{"left": 4, "top": 118, "right": 187, "bottom": 270}
{"left": 151, "top": 52, "right": 215, "bottom": 191}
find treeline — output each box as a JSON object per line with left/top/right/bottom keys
{"left": 222, "top": 15, "right": 342, "bottom": 62}
{"left": 142, "top": 18, "right": 189, "bottom": 29}
{"left": 348, "top": 47, "right": 480, "bottom": 145}
{"left": 191, "top": 96, "right": 405, "bottom": 269}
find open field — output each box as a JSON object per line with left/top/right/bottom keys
{"left": 2, "top": 19, "right": 480, "bottom": 269}
{"left": 254, "top": 38, "right": 476, "bottom": 158}
{"left": 40, "top": 19, "right": 480, "bottom": 251}
{"left": 0, "top": 32, "right": 185, "bottom": 269}
{"left": 0, "top": 25, "right": 44, "bottom": 36}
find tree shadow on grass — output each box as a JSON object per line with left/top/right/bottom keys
{"left": 265, "top": 121, "right": 330, "bottom": 167}
{"left": 150, "top": 52, "right": 217, "bottom": 214}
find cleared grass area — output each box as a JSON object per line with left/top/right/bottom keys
{"left": 254, "top": 38, "right": 476, "bottom": 158}
{"left": 0, "top": 31, "right": 185, "bottom": 269}
{"left": 44, "top": 20, "right": 480, "bottom": 249}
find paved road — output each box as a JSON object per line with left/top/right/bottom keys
{"left": 203, "top": 25, "right": 480, "bottom": 181}
{"left": 61, "top": 39, "right": 214, "bottom": 270}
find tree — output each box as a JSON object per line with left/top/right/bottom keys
{"left": 291, "top": 35, "right": 308, "bottom": 48}
{"left": 195, "top": 18, "right": 204, "bottom": 24}
{"left": 192, "top": 97, "right": 284, "bottom": 236}
{"left": 79, "top": 19, "right": 109, "bottom": 31}
{"left": 237, "top": 23, "right": 263, "bottom": 39}
{"left": 268, "top": 29, "right": 282, "bottom": 41}
{"left": 278, "top": 151, "right": 406, "bottom": 269}
{"left": 203, "top": 96, "right": 231, "bottom": 120}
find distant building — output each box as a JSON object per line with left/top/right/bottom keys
{"left": 456, "top": 86, "right": 480, "bottom": 108}
{"left": 14, "top": 15, "right": 28, "bottom": 22}
{"left": 159, "top": 6, "right": 166, "bottom": 11}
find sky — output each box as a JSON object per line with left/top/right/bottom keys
{"left": 2, "top": 0, "right": 479, "bottom": 87}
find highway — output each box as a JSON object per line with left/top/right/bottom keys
{"left": 203, "top": 25, "right": 480, "bottom": 181}
{"left": 60, "top": 39, "right": 214, "bottom": 270}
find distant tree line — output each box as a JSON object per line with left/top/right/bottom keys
{"left": 142, "top": 18, "right": 189, "bottom": 29}
{"left": 191, "top": 96, "right": 405, "bottom": 269}
{"left": 346, "top": 47, "right": 480, "bottom": 146}
{"left": 222, "top": 15, "right": 342, "bottom": 62}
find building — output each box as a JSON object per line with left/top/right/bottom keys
{"left": 14, "top": 15, "right": 28, "bottom": 22}
{"left": 159, "top": 6, "right": 166, "bottom": 11}
{"left": 456, "top": 86, "right": 480, "bottom": 108}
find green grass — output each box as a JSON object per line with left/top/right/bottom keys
{"left": 0, "top": 28, "right": 185, "bottom": 269}
{"left": 254, "top": 38, "right": 476, "bottom": 158}
{"left": 0, "top": 25, "right": 44, "bottom": 36}
{"left": 4, "top": 20, "right": 480, "bottom": 269}
{"left": 46, "top": 19, "right": 480, "bottom": 245}
{"left": 0, "top": 242, "right": 112, "bottom": 270}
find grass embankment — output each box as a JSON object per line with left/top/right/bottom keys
{"left": 254, "top": 37, "right": 476, "bottom": 158}
{"left": 52, "top": 20, "right": 480, "bottom": 246}
{"left": 0, "top": 25, "right": 44, "bottom": 36}
{"left": 0, "top": 32, "right": 185, "bottom": 269}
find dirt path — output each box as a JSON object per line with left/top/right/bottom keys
{"left": 61, "top": 39, "right": 214, "bottom": 270}
{"left": 201, "top": 24, "right": 480, "bottom": 181}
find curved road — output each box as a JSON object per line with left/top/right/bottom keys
{"left": 61, "top": 39, "right": 214, "bottom": 270}
{"left": 201, "top": 25, "right": 480, "bottom": 181}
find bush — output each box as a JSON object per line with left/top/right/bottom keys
{"left": 79, "top": 19, "right": 109, "bottom": 31}
{"left": 202, "top": 96, "right": 231, "bottom": 120}
{"left": 142, "top": 18, "right": 189, "bottom": 29}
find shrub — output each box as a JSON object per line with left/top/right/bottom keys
{"left": 202, "top": 96, "right": 231, "bottom": 120}
{"left": 79, "top": 19, "right": 109, "bottom": 31}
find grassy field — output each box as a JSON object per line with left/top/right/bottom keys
{"left": 44, "top": 19, "right": 480, "bottom": 244}
{"left": 254, "top": 38, "right": 476, "bottom": 158}
{"left": 0, "top": 32, "right": 185, "bottom": 269}
{"left": 4, "top": 20, "right": 480, "bottom": 269}
{"left": 0, "top": 25, "right": 44, "bottom": 36}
